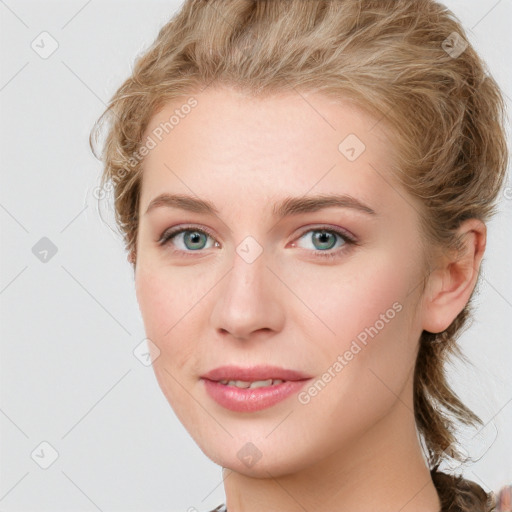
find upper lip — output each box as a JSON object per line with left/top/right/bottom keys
{"left": 201, "top": 365, "right": 312, "bottom": 382}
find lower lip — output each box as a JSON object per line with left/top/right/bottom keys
{"left": 201, "top": 378, "right": 312, "bottom": 412}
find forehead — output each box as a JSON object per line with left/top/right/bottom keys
{"left": 138, "top": 86, "right": 403, "bottom": 217}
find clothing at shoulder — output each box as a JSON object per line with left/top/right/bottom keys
{"left": 208, "top": 504, "right": 226, "bottom": 512}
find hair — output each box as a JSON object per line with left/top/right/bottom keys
{"left": 90, "top": 1, "right": 508, "bottom": 510}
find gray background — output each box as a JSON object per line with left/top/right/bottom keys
{"left": 1, "top": 1, "right": 511, "bottom": 510}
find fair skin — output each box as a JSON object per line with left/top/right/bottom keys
{"left": 131, "top": 86, "right": 486, "bottom": 512}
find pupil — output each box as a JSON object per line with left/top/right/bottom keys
{"left": 314, "top": 231, "right": 335, "bottom": 250}
{"left": 186, "top": 232, "right": 205, "bottom": 249}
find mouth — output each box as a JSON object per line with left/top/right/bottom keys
{"left": 200, "top": 364, "right": 312, "bottom": 385}
{"left": 201, "top": 369, "right": 313, "bottom": 413}
{"left": 214, "top": 378, "right": 289, "bottom": 389}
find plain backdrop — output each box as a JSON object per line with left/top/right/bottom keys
{"left": 1, "top": 1, "right": 511, "bottom": 511}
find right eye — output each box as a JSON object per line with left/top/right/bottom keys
{"left": 158, "top": 226, "right": 219, "bottom": 254}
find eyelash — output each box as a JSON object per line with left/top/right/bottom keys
{"left": 157, "top": 224, "right": 358, "bottom": 261}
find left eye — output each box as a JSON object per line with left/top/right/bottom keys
{"left": 290, "top": 227, "right": 357, "bottom": 260}
{"left": 295, "top": 228, "right": 349, "bottom": 251}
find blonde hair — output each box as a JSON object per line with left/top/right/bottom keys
{"left": 90, "top": 1, "right": 508, "bottom": 510}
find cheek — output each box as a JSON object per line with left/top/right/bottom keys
{"left": 134, "top": 264, "right": 208, "bottom": 421}
{"left": 289, "top": 248, "right": 419, "bottom": 414}
{"left": 135, "top": 267, "right": 173, "bottom": 341}
{"left": 135, "top": 258, "right": 215, "bottom": 334}
{"left": 288, "top": 248, "right": 414, "bottom": 347}
{"left": 134, "top": 264, "right": 207, "bottom": 373}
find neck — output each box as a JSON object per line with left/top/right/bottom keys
{"left": 222, "top": 379, "right": 441, "bottom": 512}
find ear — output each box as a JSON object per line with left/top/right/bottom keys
{"left": 421, "top": 219, "right": 487, "bottom": 334}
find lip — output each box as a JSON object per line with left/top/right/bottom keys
{"left": 200, "top": 365, "right": 313, "bottom": 413}
{"left": 202, "top": 378, "right": 312, "bottom": 412}
{"left": 201, "top": 364, "right": 312, "bottom": 382}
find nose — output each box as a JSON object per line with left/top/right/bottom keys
{"left": 209, "top": 245, "right": 285, "bottom": 342}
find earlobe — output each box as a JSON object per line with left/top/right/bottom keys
{"left": 421, "top": 219, "right": 487, "bottom": 334}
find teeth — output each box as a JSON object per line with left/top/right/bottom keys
{"left": 218, "top": 379, "right": 285, "bottom": 388}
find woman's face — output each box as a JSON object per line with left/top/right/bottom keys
{"left": 134, "top": 86, "right": 430, "bottom": 476}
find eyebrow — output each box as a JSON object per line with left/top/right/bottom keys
{"left": 144, "top": 192, "right": 377, "bottom": 217}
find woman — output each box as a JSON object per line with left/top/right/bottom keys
{"left": 90, "top": 1, "right": 509, "bottom": 510}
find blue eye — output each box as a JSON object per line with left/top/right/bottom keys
{"left": 158, "top": 225, "right": 357, "bottom": 260}
{"left": 293, "top": 227, "right": 356, "bottom": 260}
{"left": 158, "top": 227, "right": 217, "bottom": 252}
